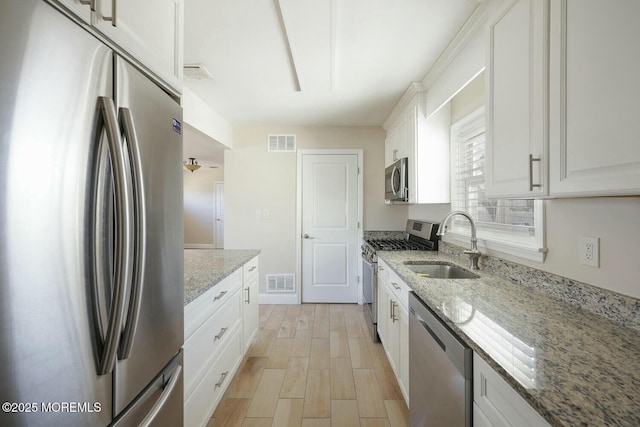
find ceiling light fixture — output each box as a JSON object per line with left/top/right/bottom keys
{"left": 183, "top": 157, "right": 201, "bottom": 173}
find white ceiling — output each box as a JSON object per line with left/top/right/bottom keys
{"left": 183, "top": 0, "right": 479, "bottom": 127}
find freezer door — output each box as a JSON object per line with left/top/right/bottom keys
{"left": 0, "top": 1, "right": 114, "bottom": 426}
{"left": 111, "top": 351, "right": 183, "bottom": 427}
{"left": 113, "top": 56, "right": 184, "bottom": 415}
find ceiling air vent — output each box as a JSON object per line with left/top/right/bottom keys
{"left": 266, "top": 274, "right": 296, "bottom": 293}
{"left": 183, "top": 64, "right": 213, "bottom": 80}
{"left": 267, "top": 134, "right": 296, "bottom": 152}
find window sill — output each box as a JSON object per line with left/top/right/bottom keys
{"left": 446, "top": 231, "right": 547, "bottom": 263}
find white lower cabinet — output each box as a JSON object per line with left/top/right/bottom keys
{"left": 242, "top": 256, "right": 259, "bottom": 352}
{"left": 184, "top": 328, "right": 243, "bottom": 427}
{"left": 184, "top": 256, "right": 260, "bottom": 427}
{"left": 473, "top": 353, "right": 550, "bottom": 427}
{"left": 377, "top": 259, "right": 410, "bottom": 404}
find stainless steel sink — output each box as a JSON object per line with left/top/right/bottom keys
{"left": 404, "top": 262, "right": 479, "bottom": 279}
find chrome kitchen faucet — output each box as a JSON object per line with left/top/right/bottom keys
{"left": 437, "top": 211, "right": 481, "bottom": 270}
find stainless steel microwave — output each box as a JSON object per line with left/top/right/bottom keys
{"left": 385, "top": 157, "right": 408, "bottom": 202}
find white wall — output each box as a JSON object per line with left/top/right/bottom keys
{"left": 184, "top": 168, "right": 224, "bottom": 246}
{"left": 511, "top": 197, "right": 640, "bottom": 299}
{"left": 224, "top": 126, "right": 407, "bottom": 297}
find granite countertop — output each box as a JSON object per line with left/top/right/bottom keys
{"left": 378, "top": 250, "right": 640, "bottom": 427}
{"left": 184, "top": 249, "right": 260, "bottom": 306}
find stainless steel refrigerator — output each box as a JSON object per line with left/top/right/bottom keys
{"left": 0, "top": 1, "right": 184, "bottom": 426}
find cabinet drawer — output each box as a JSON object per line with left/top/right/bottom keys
{"left": 385, "top": 266, "right": 410, "bottom": 310}
{"left": 243, "top": 256, "right": 259, "bottom": 281}
{"left": 184, "top": 328, "right": 243, "bottom": 427}
{"left": 184, "top": 288, "right": 242, "bottom": 397}
{"left": 185, "top": 269, "right": 242, "bottom": 340}
{"left": 474, "top": 354, "right": 549, "bottom": 427}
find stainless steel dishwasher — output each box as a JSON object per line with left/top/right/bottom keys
{"left": 409, "top": 292, "right": 473, "bottom": 427}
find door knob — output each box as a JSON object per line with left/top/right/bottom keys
{"left": 303, "top": 234, "right": 314, "bottom": 239}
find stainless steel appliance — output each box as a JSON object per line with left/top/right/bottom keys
{"left": 361, "top": 219, "right": 439, "bottom": 342}
{"left": 409, "top": 292, "right": 473, "bottom": 427}
{"left": 385, "top": 157, "right": 409, "bottom": 202}
{"left": 0, "top": 2, "right": 184, "bottom": 426}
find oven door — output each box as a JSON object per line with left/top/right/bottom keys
{"left": 385, "top": 158, "right": 408, "bottom": 202}
{"left": 361, "top": 254, "right": 379, "bottom": 341}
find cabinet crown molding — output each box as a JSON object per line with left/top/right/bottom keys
{"left": 383, "top": 82, "right": 425, "bottom": 130}
{"left": 420, "top": 2, "right": 491, "bottom": 91}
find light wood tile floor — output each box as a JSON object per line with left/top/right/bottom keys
{"left": 206, "top": 304, "right": 409, "bottom": 427}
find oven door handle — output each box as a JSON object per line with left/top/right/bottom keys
{"left": 361, "top": 253, "right": 375, "bottom": 268}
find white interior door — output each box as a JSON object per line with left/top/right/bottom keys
{"left": 301, "top": 153, "right": 359, "bottom": 303}
{"left": 215, "top": 182, "right": 224, "bottom": 248}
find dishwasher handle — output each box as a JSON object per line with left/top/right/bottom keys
{"left": 413, "top": 310, "right": 446, "bottom": 352}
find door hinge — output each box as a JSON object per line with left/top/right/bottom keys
{"left": 357, "top": 167, "right": 360, "bottom": 175}
{"left": 357, "top": 221, "right": 360, "bottom": 229}
{"left": 357, "top": 275, "right": 360, "bottom": 284}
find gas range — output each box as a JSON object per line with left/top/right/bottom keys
{"left": 361, "top": 219, "right": 440, "bottom": 263}
{"left": 361, "top": 219, "right": 439, "bottom": 343}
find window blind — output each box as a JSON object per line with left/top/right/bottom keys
{"left": 452, "top": 111, "right": 535, "bottom": 234}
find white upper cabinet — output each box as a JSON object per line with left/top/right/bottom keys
{"left": 49, "top": 0, "right": 183, "bottom": 94}
{"left": 485, "top": 0, "right": 549, "bottom": 198}
{"left": 548, "top": 0, "right": 640, "bottom": 197}
{"left": 94, "top": 0, "right": 183, "bottom": 92}
{"left": 384, "top": 84, "right": 450, "bottom": 204}
{"left": 486, "top": 0, "right": 640, "bottom": 199}
{"left": 385, "top": 113, "right": 410, "bottom": 167}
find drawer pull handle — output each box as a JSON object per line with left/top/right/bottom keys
{"left": 248, "top": 266, "right": 256, "bottom": 272}
{"left": 245, "top": 287, "right": 250, "bottom": 304}
{"left": 392, "top": 282, "right": 401, "bottom": 290}
{"left": 391, "top": 301, "right": 398, "bottom": 323}
{"left": 214, "top": 371, "right": 229, "bottom": 389}
{"left": 213, "top": 290, "right": 228, "bottom": 302}
{"left": 214, "top": 327, "right": 229, "bottom": 341}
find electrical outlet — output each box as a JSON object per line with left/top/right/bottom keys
{"left": 579, "top": 236, "right": 600, "bottom": 267}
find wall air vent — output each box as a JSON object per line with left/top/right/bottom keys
{"left": 183, "top": 64, "right": 213, "bottom": 80}
{"left": 266, "top": 274, "right": 296, "bottom": 293}
{"left": 267, "top": 134, "right": 296, "bottom": 152}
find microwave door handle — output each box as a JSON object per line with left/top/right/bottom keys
{"left": 391, "top": 166, "right": 399, "bottom": 195}
{"left": 94, "top": 97, "right": 132, "bottom": 375}
{"left": 117, "top": 107, "right": 146, "bottom": 360}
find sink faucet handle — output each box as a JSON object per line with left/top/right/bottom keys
{"left": 463, "top": 249, "right": 481, "bottom": 270}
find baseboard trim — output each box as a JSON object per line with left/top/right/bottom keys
{"left": 258, "top": 293, "right": 299, "bottom": 305}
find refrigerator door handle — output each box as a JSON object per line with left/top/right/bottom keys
{"left": 139, "top": 365, "right": 182, "bottom": 427}
{"left": 95, "top": 96, "right": 133, "bottom": 375}
{"left": 117, "top": 107, "right": 146, "bottom": 360}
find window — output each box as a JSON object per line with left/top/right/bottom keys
{"left": 450, "top": 107, "right": 546, "bottom": 262}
